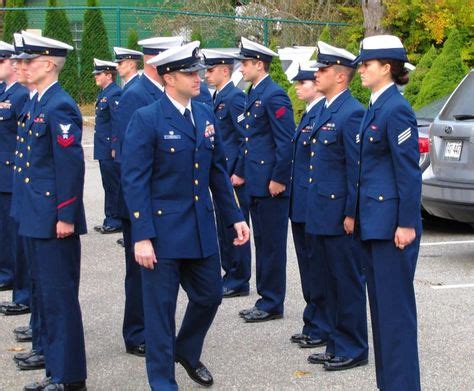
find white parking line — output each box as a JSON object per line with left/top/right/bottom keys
{"left": 421, "top": 239, "right": 474, "bottom": 247}
{"left": 431, "top": 283, "right": 474, "bottom": 290}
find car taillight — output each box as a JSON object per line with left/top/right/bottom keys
{"left": 418, "top": 137, "right": 430, "bottom": 153}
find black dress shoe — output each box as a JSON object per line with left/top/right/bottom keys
{"left": 99, "top": 225, "right": 122, "bottom": 234}
{"left": 93, "top": 225, "right": 104, "bottom": 232}
{"left": 1, "top": 303, "right": 30, "bottom": 316}
{"left": 238, "top": 307, "right": 257, "bottom": 318}
{"left": 223, "top": 288, "right": 249, "bottom": 298}
{"left": 17, "top": 354, "right": 45, "bottom": 370}
{"left": 290, "top": 333, "right": 310, "bottom": 343}
{"left": 307, "top": 352, "right": 335, "bottom": 364}
{"left": 24, "top": 377, "right": 52, "bottom": 391}
{"left": 298, "top": 338, "right": 327, "bottom": 348}
{"left": 0, "top": 282, "right": 13, "bottom": 291}
{"left": 244, "top": 309, "right": 283, "bottom": 323}
{"left": 116, "top": 238, "right": 125, "bottom": 247}
{"left": 125, "top": 344, "right": 145, "bottom": 357}
{"left": 323, "top": 356, "right": 368, "bottom": 371}
{"left": 16, "top": 328, "right": 33, "bottom": 342}
{"left": 14, "top": 349, "right": 38, "bottom": 363}
{"left": 43, "top": 381, "right": 87, "bottom": 390}
{"left": 14, "top": 325, "right": 31, "bottom": 335}
{"left": 175, "top": 356, "right": 213, "bottom": 387}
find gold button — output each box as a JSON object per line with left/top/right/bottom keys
{"left": 195, "top": 163, "right": 199, "bottom": 169}
{"left": 357, "top": 160, "right": 360, "bottom": 165}
{"left": 369, "top": 137, "right": 374, "bottom": 142}
{"left": 21, "top": 137, "right": 24, "bottom": 142}
{"left": 195, "top": 195, "right": 199, "bottom": 201}
{"left": 260, "top": 160, "right": 264, "bottom": 164}
{"left": 24, "top": 177, "right": 29, "bottom": 183}
{"left": 19, "top": 153, "right": 23, "bottom": 158}
{"left": 324, "top": 140, "right": 328, "bottom": 144}
{"left": 26, "top": 162, "right": 30, "bottom": 167}
{"left": 45, "top": 191, "right": 50, "bottom": 196}
{"left": 244, "top": 149, "right": 248, "bottom": 154}
{"left": 309, "top": 165, "right": 313, "bottom": 170}
{"left": 309, "top": 178, "right": 313, "bottom": 183}
{"left": 247, "top": 112, "right": 250, "bottom": 116}
{"left": 17, "top": 122, "right": 20, "bottom": 126}
{"left": 157, "top": 210, "right": 162, "bottom": 215}
{"left": 27, "top": 146, "right": 31, "bottom": 151}
{"left": 15, "top": 150, "right": 18, "bottom": 155}
{"left": 6, "top": 160, "right": 10, "bottom": 165}
{"left": 303, "top": 141, "right": 307, "bottom": 145}
{"left": 35, "top": 132, "right": 39, "bottom": 137}
{"left": 225, "top": 157, "right": 228, "bottom": 161}
{"left": 18, "top": 167, "right": 22, "bottom": 172}
{"left": 245, "top": 137, "right": 249, "bottom": 142}
{"left": 331, "top": 194, "right": 336, "bottom": 199}
{"left": 311, "top": 151, "right": 315, "bottom": 157}
{"left": 133, "top": 211, "right": 140, "bottom": 219}
{"left": 378, "top": 195, "right": 384, "bottom": 201}
{"left": 194, "top": 179, "right": 199, "bottom": 185}
{"left": 170, "top": 147, "right": 175, "bottom": 153}
{"left": 13, "top": 166, "right": 16, "bottom": 171}
{"left": 245, "top": 124, "right": 249, "bottom": 129}
{"left": 312, "top": 138, "right": 316, "bottom": 143}
{"left": 22, "top": 123, "right": 25, "bottom": 127}
{"left": 29, "top": 130, "right": 32, "bottom": 135}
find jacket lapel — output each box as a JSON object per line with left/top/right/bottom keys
{"left": 161, "top": 95, "right": 195, "bottom": 141}
{"left": 360, "top": 84, "right": 398, "bottom": 134}
{"left": 193, "top": 101, "right": 210, "bottom": 148}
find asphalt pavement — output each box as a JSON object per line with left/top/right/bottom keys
{"left": 1, "top": 126, "right": 473, "bottom": 390}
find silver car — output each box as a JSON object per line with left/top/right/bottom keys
{"left": 422, "top": 70, "right": 474, "bottom": 223}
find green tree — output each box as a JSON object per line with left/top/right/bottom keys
{"left": 79, "top": 0, "right": 111, "bottom": 103}
{"left": 287, "top": 84, "right": 306, "bottom": 124}
{"left": 319, "top": 24, "right": 331, "bottom": 43}
{"left": 3, "top": 0, "right": 28, "bottom": 43}
{"left": 415, "top": 29, "right": 468, "bottom": 109}
{"left": 126, "top": 28, "right": 140, "bottom": 52}
{"left": 44, "top": 0, "right": 80, "bottom": 102}
{"left": 268, "top": 40, "right": 291, "bottom": 91}
{"left": 404, "top": 45, "right": 438, "bottom": 105}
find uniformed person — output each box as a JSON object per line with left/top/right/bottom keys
{"left": 287, "top": 64, "right": 326, "bottom": 345}
{"left": 195, "top": 81, "right": 213, "bottom": 107}
{"left": 113, "top": 36, "right": 183, "bottom": 357}
{"left": 121, "top": 41, "right": 250, "bottom": 390}
{"left": 237, "top": 37, "right": 295, "bottom": 322}
{"left": 18, "top": 31, "right": 87, "bottom": 391}
{"left": 303, "top": 42, "right": 368, "bottom": 371}
{"left": 0, "top": 41, "right": 28, "bottom": 295}
{"left": 354, "top": 35, "right": 422, "bottom": 391}
{"left": 92, "top": 59, "right": 122, "bottom": 234}
{"left": 203, "top": 49, "right": 251, "bottom": 298}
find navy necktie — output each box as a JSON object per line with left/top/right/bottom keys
{"left": 184, "top": 108, "right": 195, "bottom": 129}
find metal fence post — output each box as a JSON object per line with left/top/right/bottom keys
{"left": 116, "top": 6, "right": 121, "bottom": 46}
{"left": 263, "top": 19, "right": 269, "bottom": 46}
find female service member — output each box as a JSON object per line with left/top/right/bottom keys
{"left": 354, "top": 35, "right": 422, "bottom": 391}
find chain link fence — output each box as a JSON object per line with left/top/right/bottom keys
{"left": 0, "top": 6, "right": 349, "bottom": 104}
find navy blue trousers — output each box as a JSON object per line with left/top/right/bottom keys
{"left": 26, "top": 236, "right": 43, "bottom": 356}
{"left": 360, "top": 237, "right": 421, "bottom": 391}
{"left": 316, "top": 234, "right": 368, "bottom": 359}
{"left": 215, "top": 184, "right": 251, "bottom": 292}
{"left": 249, "top": 196, "right": 289, "bottom": 315}
{"left": 12, "top": 222, "right": 30, "bottom": 306}
{"left": 122, "top": 218, "right": 145, "bottom": 348}
{"left": 291, "top": 222, "right": 321, "bottom": 337}
{"left": 24, "top": 235, "right": 86, "bottom": 383}
{"left": 98, "top": 159, "right": 122, "bottom": 228}
{"left": 0, "top": 192, "right": 14, "bottom": 285}
{"left": 142, "top": 253, "right": 222, "bottom": 391}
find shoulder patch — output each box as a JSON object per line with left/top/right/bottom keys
{"left": 275, "top": 106, "right": 286, "bottom": 119}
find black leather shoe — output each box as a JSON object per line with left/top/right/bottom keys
{"left": 93, "top": 225, "right": 104, "bottom": 232}
{"left": 24, "top": 377, "right": 52, "bottom": 391}
{"left": 238, "top": 307, "right": 257, "bottom": 318}
{"left": 223, "top": 288, "right": 249, "bottom": 298}
{"left": 16, "top": 328, "right": 33, "bottom": 342}
{"left": 298, "top": 338, "right": 327, "bottom": 348}
{"left": 99, "top": 225, "right": 122, "bottom": 234}
{"left": 175, "top": 356, "right": 213, "bottom": 387}
{"left": 17, "top": 354, "right": 45, "bottom": 370}
{"left": 125, "top": 344, "right": 145, "bottom": 357}
{"left": 14, "top": 349, "right": 38, "bottom": 363}
{"left": 1, "top": 303, "right": 30, "bottom": 315}
{"left": 0, "top": 282, "right": 13, "bottom": 291}
{"left": 14, "top": 325, "right": 31, "bottom": 335}
{"left": 43, "top": 381, "right": 87, "bottom": 390}
{"left": 290, "top": 333, "right": 310, "bottom": 343}
{"left": 116, "top": 238, "right": 125, "bottom": 247}
{"left": 323, "top": 356, "right": 368, "bottom": 371}
{"left": 244, "top": 309, "right": 283, "bottom": 323}
{"left": 307, "top": 352, "right": 335, "bottom": 364}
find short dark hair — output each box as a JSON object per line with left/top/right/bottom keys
{"left": 251, "top": 59, "right": 270, "bottom": 72}
{"left": 104, "top": 70, "right": 117, "bottom": 82}
{"left": 378, "top": 59, "right": 409, "bottom": 85}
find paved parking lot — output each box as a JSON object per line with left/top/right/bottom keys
{"left": 1, "top": 127, "right": 473, "bottom": 390}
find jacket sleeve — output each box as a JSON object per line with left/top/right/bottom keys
{"left": 343, "top": 105, "right": 365, "bottom": 217}
{"left": 121, "top": 109, "right": 156, "bottom": 242}
{"left": 209, "top": 113, "right": 245, "bottom": 227}
{"left": 228, "top": 90, "right": 246, "bottom": 178}
{"left": 48, "top": 101, "right": 85, "bottom": 224}
{"left": 265, "top": 89, "right": 295, "bottom": 186}
{"left": 109, "top": 89, "right": 122, "bottom": 153}
{"left": 386, "top": 103, "right": 421, "bottom": 228}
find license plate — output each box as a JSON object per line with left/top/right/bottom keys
{"left": 444, "top": 140, "right": 463, "bottom": 160}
